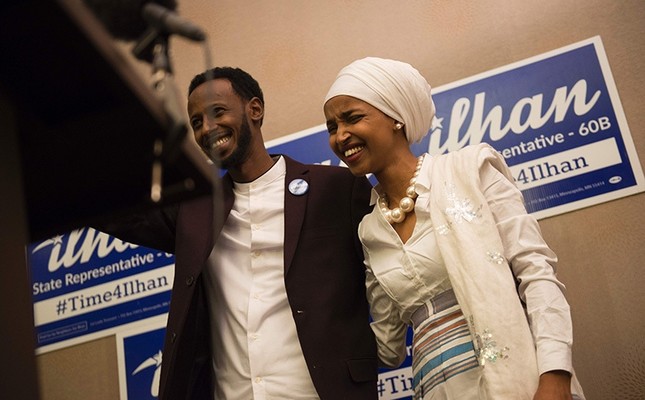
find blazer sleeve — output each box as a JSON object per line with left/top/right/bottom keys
{"left": 93, "top": 204, "right": 179, "bottom": 254}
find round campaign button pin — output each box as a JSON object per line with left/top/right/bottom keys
{"left": 288, "top": 179, "right": 309, "bottom": 196}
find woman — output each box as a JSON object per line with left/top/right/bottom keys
{"left": 323, "top": 57, "right": 585, "bottom": 400}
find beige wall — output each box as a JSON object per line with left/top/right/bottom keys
{"left": 38, "top": 1, "right": 645, "bottom": 399}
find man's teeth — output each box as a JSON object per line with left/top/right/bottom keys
{"left": 211, "top": 136, "right": 230, "bottom": 149}
{"left": 344, "top": 146, "right": 364, "bottom": 157}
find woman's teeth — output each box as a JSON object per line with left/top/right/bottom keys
{"left": 344, "top": 146, "right": 364, "bottom": 157}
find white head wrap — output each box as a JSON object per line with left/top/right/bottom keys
{"left": 324, "top": 57, "right": 435, "bottom": 144}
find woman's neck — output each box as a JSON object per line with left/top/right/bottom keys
{"left": 377, "top": 153, "right": 420, "bottom": 202}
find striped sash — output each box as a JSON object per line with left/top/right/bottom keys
{"left": 411, "top": 289, "right": 480, "bottom": 398}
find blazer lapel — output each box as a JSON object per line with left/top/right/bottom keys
{"left": 282, "top": 156, "right": 309, "bottom": 275}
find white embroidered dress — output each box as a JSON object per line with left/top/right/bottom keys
{"left": 359, "top": 144, "right": 585, "bottom": 399}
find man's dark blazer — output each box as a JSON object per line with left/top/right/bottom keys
{"left": 102, "top": 155, "right": 378, "bottom": 399}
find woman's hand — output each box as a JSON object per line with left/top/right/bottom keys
{"left": 533, "top": 370, "right": 572, "bottom": 400}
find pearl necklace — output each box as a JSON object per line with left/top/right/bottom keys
{"left": 379, "top": 155, "right": 425, "bottom": 224}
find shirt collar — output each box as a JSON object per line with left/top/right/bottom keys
{"left": 234, "top": 155, "right": 286, "bottom": 191}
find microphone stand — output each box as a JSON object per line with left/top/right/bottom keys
{"left": 133, "top": 29, "right": 190, "bottom": 203}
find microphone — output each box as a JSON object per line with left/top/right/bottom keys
{"left": 83, "top": 0, "right": 173, "bottom": 41}
{"left": 83, "top": 0, "right": 205, "bottom": 43}
{"left": 142, "top": 3, "right": 206, "bottom": 42}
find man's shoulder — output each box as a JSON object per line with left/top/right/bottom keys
{"left": 281, "top": 154, "right": 353, "bottom": 176}
{"left": 307, "top": 162, "right": 351, "bottom": 174}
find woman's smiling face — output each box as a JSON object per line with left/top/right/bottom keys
{"left": 324, "top": 95, "right": 401, "bottom": 177}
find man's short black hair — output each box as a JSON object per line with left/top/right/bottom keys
{"left": 188, "top": 67, "right": 264, "bottom": 106}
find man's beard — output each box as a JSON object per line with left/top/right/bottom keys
{"left": 211, "top": 118, "right": 253, "bottom": 170}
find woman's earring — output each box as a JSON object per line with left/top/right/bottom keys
{"left": 394, "top": 122, "right": 404, "bottom": 130}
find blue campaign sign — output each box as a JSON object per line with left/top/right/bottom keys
{"left": 268, "top": 36, "right": 644, "bottom": 221}
{"left": 28, "top": 227, "right": 174, "bottom": 352}
{"left": 117, "top": 324, "right": 166, "bottom": 400}
{"left": 429, "top": 35, "right": 644, "bottom": 218}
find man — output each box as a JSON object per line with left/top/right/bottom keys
{"left": 103, "top": 67, "right": 377, "bottom": 399}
